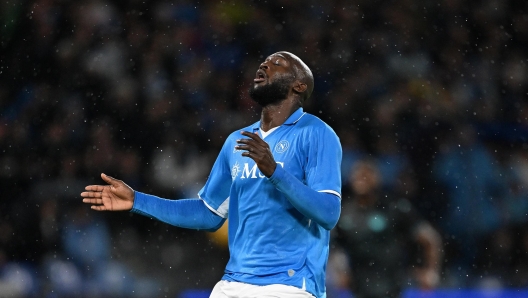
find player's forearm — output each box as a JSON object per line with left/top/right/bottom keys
{"left": 131, "top": 192, "right": 225, "bottom": 231}
{"left": 268, "top": 166, "right": 340, "bottom": 230}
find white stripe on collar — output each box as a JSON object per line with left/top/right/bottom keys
{"left": 292, "top": 112, "right": 306, "bottom": 124}
{"left": 259, "top": 126, "right": 280, "bottom": 139}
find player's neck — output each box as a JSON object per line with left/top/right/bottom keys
{"left": 259, "top": 98, "right": 301, "bottom": 131}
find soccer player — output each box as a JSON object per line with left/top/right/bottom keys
{"left": 81, "top": 51, "right": 342, "bottom": 298}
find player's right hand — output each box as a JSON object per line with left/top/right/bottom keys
{"left": 81, "top": 173, "right": 135, "bottom": 211}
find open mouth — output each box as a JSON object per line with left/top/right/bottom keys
{"left": 254, "top": 70, "right": 266, "bottom": 83}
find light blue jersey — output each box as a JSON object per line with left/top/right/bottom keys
{"left": 198, "top": 108, "right": 342, "bottom": 297}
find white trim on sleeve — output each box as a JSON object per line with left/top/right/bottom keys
{"left": 200, "top": 196, "right": 230, "bottom": 218}
{"left": 318, "top": 190, "right": 341, "bottom": 199}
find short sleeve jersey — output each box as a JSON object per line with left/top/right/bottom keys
{"left": 198, "top": 108, "right": 342, "bottom": 297}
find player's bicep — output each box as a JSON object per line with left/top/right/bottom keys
{"left": 305, "top": 127, "right": 342, "bottom": 196}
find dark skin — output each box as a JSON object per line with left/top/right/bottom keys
{"left": 81, "top": 51, "right": 312, "bottom": 210}
{"left": 237, "top": 52, "right": 310, "bottom": 177}
{"left": 236, "top": 131, "right": 277, "bottom": 177}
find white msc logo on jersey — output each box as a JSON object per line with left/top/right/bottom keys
{"left": 233, "top": 162, "right": 285, "bottom": 179}
{"left": 274, "top": 140, "right": 290, "bottom": 153}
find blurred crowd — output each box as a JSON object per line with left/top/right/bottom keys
{"left": 0, "top": 0, "right": 527, "bottom": 297}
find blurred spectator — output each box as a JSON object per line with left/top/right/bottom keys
{"left": 332, "top": 160, "right": 442, "bottom": 298}
{"left": 0, "top": 221, "right": 38, "bottom": 297}
{"left": 41, "top": 204, "right": 160, "bottom": 297}
{"left": 150, "top": 130, "right": 214, "bottom": 198}
{"left": 374, "top": 133, "right": 411, "bottom": 191}
{"left": 432, "top": 124, "right": 506, "bottom": 282}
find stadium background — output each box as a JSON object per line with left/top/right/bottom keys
{"left": 0, "top": 0, "right": 527, "bottom": 297}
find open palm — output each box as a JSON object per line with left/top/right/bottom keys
{"left": 81, "top": 173, "right": 135, "bottom": 211}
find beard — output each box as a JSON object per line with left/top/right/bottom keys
{"left": 249, "top": 75, "right": 294, "bottom": 107}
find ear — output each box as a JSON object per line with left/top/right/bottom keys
{"left": 292, "top": 81, "right": 308, "bottom": 94}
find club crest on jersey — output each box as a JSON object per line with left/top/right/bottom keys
{"left": 274, "top": 140, "right": 290, "bottom": 153}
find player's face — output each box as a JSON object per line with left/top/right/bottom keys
{"left": 253, "top": 53, "right": 293, "bottom": 85}
{"left": 249, "top": 53, "right": 295, "bottom": 106}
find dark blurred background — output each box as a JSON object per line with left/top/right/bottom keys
{"left": 0, "top": 0, "right": 527, "bottom": 297}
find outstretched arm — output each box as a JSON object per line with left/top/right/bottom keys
{"left": 131, "top": 193, "right": 225, "bottom": 232}
{"left": 81, "top": 173, "right": 225, "bottom": 231}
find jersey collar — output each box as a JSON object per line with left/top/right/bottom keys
{"left": 251, "top": 108, "right": 306, "bottom": 131}
{"left": 283, "top": 107, "right": 306, "bottom": 125}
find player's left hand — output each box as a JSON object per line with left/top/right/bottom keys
{"left": 236, "top": 131, "right": 276, "bottom": 177}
